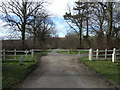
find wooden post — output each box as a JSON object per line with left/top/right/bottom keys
{"left": 78, "top": 51, "right": 80, "bottom": 57}
{"left": 14, "top": 49, "right": 16, "bottom": 60}
{"left": 105, "top": 49, "right": 107, "bottom": 59}
{"left": 96, "top": 49, "right": 99, "bottom": 60}
{"left": 31, "top": 49, "right": 34, "bottom": 61}
{"left": 25, "top": 49, "right": 28, "bottom": 61}
{"left": 20, "top": 56, "right": 23, "bottom": 65}
{"left": 89, "top": 49, "right": 92, "bottom": 61}
{"left": 112, "top": 52, "right": 116, "bottom": 63}
{"left": 31, "top": 49, "right": 34, "bottom": 57}
{"left": 112, "top": 48, "right": 116, "bottom": 63}
{"left": 68, "top": 50, "right": 70, "bottom": 54}
{"left": 113, "top": 48, "right": 116, "bottom": 53}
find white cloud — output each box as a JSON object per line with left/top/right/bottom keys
{"left": 45, "top": 0, "right": 120, "bottom": 17}
{"left": 0, "top": 20, "right": 14, "bottom": 39}
{"left": 0, "top": 0, "right": 77, "bottom": 38}
{"left": 46, "top": 0, "right": 76, "bottom": 17}
{"left": 0, "top": 20, "right": 9, "bottom": 34}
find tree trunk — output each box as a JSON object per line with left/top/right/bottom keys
{"left": 85, "top": 3, "right": 90, "bottom": 48}
{"left": 79, "top": 31, "right": 82, "bottom": 48}
{"left": 22, "top": 30, "right": 25, "bottom": 49}
{"left": 79, "top": 21, "right": 82, "bottom": 48}
{"left": 86, "top": 3, "right": 89, "bottom": 38}
{"left": 86, "top": 17, "right": 91, "bottom": 48}
{"left": 86, "top": 18, "right": 89, "bottom": 37}
{"left": 22, "top": 2, "right": 27, "bottom": 50}
{"left": 107, "top": 2, "right": 113, "bottom": 48}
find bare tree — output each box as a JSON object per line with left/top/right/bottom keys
{"left": 27, "top": 11, "right": 55, "bottom": 47}
{"left": 0, "top": 0, "right": 45, "bottom": 49}
{"left": 64, "top": 1, "right": 93, "bottom": 48}
{"left": 64, "top": 2, "right": 84, "bottom": 48}
{"left": 97, "top": 2, "right": 114, "bottom": 48}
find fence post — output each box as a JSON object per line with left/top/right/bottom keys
{"left": 112, "top": 52, "right": 116, "bottom": 63}
{"left": 25, "top": 49, "right": 28, "bottom": 61}
{"left": 14, "top": 49, "right": 16, "bottom": 60}
{"left": 96, "top": 49, "right": 99, "bottom": 60}
{"left": 31, "top": 49, "right": 34, "bottom": 61}
{"left": 89, "top": 49, "right": 92, "bottom": 61}
{"left": 112, "top": 48, "right": 116, "bottom": 63}
{"left": 31, "top": 49, "right": 34, "bottom": 57}
{"left": 68, "top": 50, "right": 70, "bottom": 54}
{"left": 78, "top": 51, "right": 80, "bottom": 57}
{"left": 105, "top": 49, "right": 107, "bottom": 59}
{"left": 20, "top": 56, "right": 23, "bottom": 65}
{"left": 3, "top": 49, "right": 5, "bottom": 60}
{"left": 113, "top": 48, "right": 116, "bottom": 53}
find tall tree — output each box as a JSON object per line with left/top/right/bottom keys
{"left": 0, "top": 0, "right": 45, "bottom": 49}
{"left": 98, "top": 2, "right": 113, "bottom": 48}
{"left": 64, "top": 2, "right": 87, "bottom": 48}
{"left": 27, "top": 12, "right": 55, "bottom": 47}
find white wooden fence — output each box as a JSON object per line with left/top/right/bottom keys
{"left": 89, "top": 48, "right": 120, "bottom": 63}
{"left": 55, "top": 49, "right": 89, "bottom": 56}
{"left": 0, "top": 49, "right": 89, "bottom": 61}
{"left": 0, "top": 49, "right": 45, "bottom": 64}
{"left": 2, "top": 48, "right": 119, "bottom": 64}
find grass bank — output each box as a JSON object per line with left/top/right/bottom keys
{"left": 2, "top": 51, "right": 50, "bottom": 89}
{"left": 78, "top": 56, "right": 120, "bottom": 86}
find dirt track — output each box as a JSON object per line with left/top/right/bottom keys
{"left": 18, "top": 51, "right": 115, "bottom": 88}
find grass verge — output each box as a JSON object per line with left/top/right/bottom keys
{"left": 78, "top": 56, "right": 120, "bottom": 86}
{"left": 2, "top": 51, "right": 50, "bottom": 89}
{"left": 2, "top": 61, "right": 37, "bottom": 89}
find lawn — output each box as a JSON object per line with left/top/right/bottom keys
{"left": 2, "top": 51, "right": 50, "bottom": 89}
{"left": 57, "top": 50, "right": 88, "bottom": 54}
{"left": 78, "top": 56, "right": 120, "bottom": 85}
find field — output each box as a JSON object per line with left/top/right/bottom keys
{"left": 2, "top": 51, "right": 50, "bottom": 89}
{"left": 78, "top": 56, "right": 120, "bottom": 85}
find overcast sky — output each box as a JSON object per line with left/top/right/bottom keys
{"left": 0, "top": 0, "right": 119, "bottom": 39}
{"left": 47, "top": 0, "right": 76, "bottom": 17}
{"left": 0, "top": 0, "right": 77, "bottom": 39}
{"left": 46, "top": 0, "right": 76, "bottom": 37}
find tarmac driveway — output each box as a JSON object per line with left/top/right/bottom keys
{"left": 18, "top": 51, "right": 115, "bottom": 88}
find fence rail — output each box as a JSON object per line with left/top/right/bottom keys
{"left": 1, "top": 48, "right": 119, "bottom": 64}
{"left": 89, "top": 48, "right": 120, "bottom": 63}
{"left": 0, "top": 49, "right": 89, "bottom": 60}
{"left": 0, "top": 49, "right": 45, "bottom": 63}
{"left": 55, "top": 49, "right": 89, "bottom": 56}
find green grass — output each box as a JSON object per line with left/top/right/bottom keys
{"left": 78, "top": 56, "right": 120, "bottom": 85}
{"left": 2, "top": 51, "right": 50, "bottom": 89}
{"left": 57, "top": 51, "right": 88, "bottom": 54}
{"left": 2, "top": 62, "right": 37, "bottom": 89}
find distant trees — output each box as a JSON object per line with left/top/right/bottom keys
{"left": 0, "top": 0, "right": 55, "bottom": 49}
{"left": 64, "top": 2, "right": 94, "bottom": 48}
{"left": 64, "top": 2, "right": 84, "bottom": 48}
{"left": 60, "top": 33, "right": 80, "bottom": 49}
{"left": 27, "top": 12, "right": 55, "bottom": 47}
{"left": 64, "top": 1, "right": 120, "bottom": 49}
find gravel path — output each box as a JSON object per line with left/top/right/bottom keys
{"left": 18, "top": 51, "right": 115, "bottom": 88}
